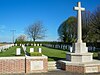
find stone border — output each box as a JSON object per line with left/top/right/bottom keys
{"left": 0, "top": 56, "right": 25, "bottom": 59}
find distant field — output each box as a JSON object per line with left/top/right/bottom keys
{"left": 0, "top": 44, "right": 6, "bottom": 46}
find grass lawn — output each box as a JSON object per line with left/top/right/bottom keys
{"left": 0, "top": 45, "right": 99, "bottom": 61}
{"left": 0, "top": 46, "right": 25, "bottom": 57}
{"left": 92, "top": 52, "right": 98, "bottom": 59}
{"left": 26, "top": 46, "right": 67, "bottom": 61}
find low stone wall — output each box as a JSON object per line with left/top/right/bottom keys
{"left": 0, "top": 55, "right": 48, "bottom": 74}
{"left": 26, "top": 55, "right": 48, "bottom": 73}
{"left": 0, "top": 57, "right": 25, "bottom": 74}
{"left": 66, "top": 65, "right": 84, "bottom": 73}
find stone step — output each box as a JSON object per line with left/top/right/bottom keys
{"left": 48, "top": 61, "right": 56, "bottom": 64}
{"left": 48, "top": 67, "right": 57, "bottom": 70}
{"left": 48, "top": 61, "right": 57, "bottom": 71}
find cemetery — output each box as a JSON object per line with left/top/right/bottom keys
{"left": 0, "top": 1, "right": 100, "bottom": 75}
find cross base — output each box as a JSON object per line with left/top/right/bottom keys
{"left": 66, "top": 52, "right": 93, "bottom": 62}
{"left": 72, "top": 42, "right": 88, "bottom": 53}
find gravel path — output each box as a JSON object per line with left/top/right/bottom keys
{"left": 1, "top": 70, "right": 100, "bottom": 75}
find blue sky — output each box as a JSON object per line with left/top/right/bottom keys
{"left": 0, "top": 0, "right": 99, "bottom": 42}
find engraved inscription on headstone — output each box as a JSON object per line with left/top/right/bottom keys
{"left": 31, "top": 61, "right": 43, "bottom": 70}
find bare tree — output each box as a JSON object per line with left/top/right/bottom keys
{"left": 26, "top": 21, "right": 46, "bottom": 42}
{"left": 82, "top": 11, "right": 91, "bottom": 42}
{"left": 17, "top": 34, "right": 27, "bottom": 41}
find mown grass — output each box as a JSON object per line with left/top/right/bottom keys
{"left": 26, "top": 46, "right": 66, "bottom": 61}
{"left": 0, "top": 46, "right": 99, "bottom": 61}
{"left": 0, "top": 46, "right": 25, "bottom": 57}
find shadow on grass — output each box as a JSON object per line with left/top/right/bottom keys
{"left": 48, "top": 56, "right": 66, "bottom": 61}
{"left": 93, "top": 57, "right": 100, "bottom": 60}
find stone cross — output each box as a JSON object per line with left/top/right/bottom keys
{"left": 74, "top": 2, "right": 85, "bottom": 43}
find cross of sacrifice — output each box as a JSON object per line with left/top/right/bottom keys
{"left": 74, "top": 2, "right": 85, "bottom": 43}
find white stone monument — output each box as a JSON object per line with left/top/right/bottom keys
{"left": 34, "top": 44, "right": 36, "bottom": 46}
{"left": 38, "top": 48, "right": 42, "bottom": 53}
{"left": 58, "top": 2, "right": 100, "bottom": 73}
{"left": 30, "top": 48, "right": 34, "bottom": 53}
{"left": 70, "top": 47, "right": 72, "bottom": 52}
{"left": 16, "top": 48, "right": 21, "bottom": 55}
{"left": 66, "top": 2, "right": 93, "bottom": 62}
{"left": 37, "top": 44, "right": 39, "bottom": 46}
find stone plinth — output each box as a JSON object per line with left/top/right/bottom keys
{"left": 66, "top": 52, "right": 93, "bottom": 62}
{"left": 73, "top": 43, "right": 88, "bottom": 53}
{"left": 57, "top": 60, "right": 100, "bottom": 73}
{"left": 66, "top": 42, "right": 93, "bottom": 62}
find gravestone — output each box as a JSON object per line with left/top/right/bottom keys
{"left": 37, "top": 44, "right": 39, "bottom": 46}
{"left": 30, "top": 48, "right": 34, "bottom": 53}
{"left": 15, "top": 44, "right": 17, "bottom": 46}
{"left": 40, "top": 44, "right": 42, "bottom": 46}
{"left": 70, "top": 47, "right": 72, "bottom": 52}
{"left": 20, "top": 44, "right": 21, "bottom": 46}
{"left": 31, "top": 44, "right": 33, "bottom": 46}
{"left": 34, "top": 44, "right": 36, "bottom": 46}
{"left": 39, "top": 48, "right": 42, "bottom": 53}
{"left": 16, "top": 48, "right": 21, "bottom": 55}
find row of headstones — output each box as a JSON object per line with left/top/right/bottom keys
{"left": 43, "top": 44, "right": 71, "bottom": 50}
{"left": 30, "top": 48, "right": 42, "bottom": 53}
{"left": 16, "top": 45, "right": 42, "bottom": 56}
{"left": 0, "top": 44, "right": 14, "bottom": 52}
{"left": 43, "top": 44, "right": 96, "bottom": 52}
{"left": 15, "top": 43, "right": 42, "bottom": 46}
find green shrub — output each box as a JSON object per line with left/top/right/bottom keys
{"left": 30, "top": 52, "right": 42, "bottom": 56}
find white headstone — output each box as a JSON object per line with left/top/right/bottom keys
{"left": 20, "top": 44, "right": 21, "bottom": 46}
{"left": 70, "top": 47, "right": 73, "bottom": 52}
{"left": 15, "top": 44, "right": 17, "bottom": 46}
{"left": 34, "top": 44, "right": 36, "bottom": 46}
{"left": 39, "top": 48, "right": 42, "bottom": 53}
{"left": 16, "top": 48, "right": 21, "bottom": 55}
{"left": 30, "top": 48, "right": 34, "bottom": 52}
{"left": 40, "top": 44, "right": 42, "bottom": 46}
{"left": 31, "top": 44, "right": 33, "bottom": 46}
